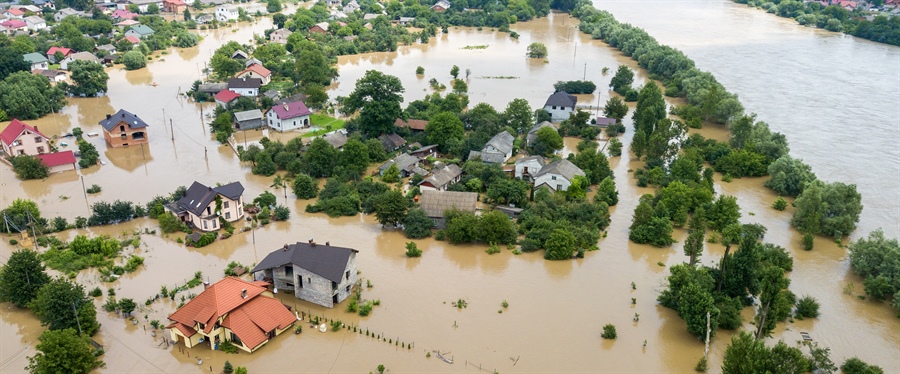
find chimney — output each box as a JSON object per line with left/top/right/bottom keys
{"left": 283, "top": 104, "right": 289, "bottom": 112}
{"left": 241, "top": 289, "right": 247, "bottom": 298}
{"left": 203, "top": 280, "right": 210, "bottom": 290}
{"left": 325, "top": 241, "right": 330, "bottom": 246}
{"left": 33, "top": 125, "right": 38, "bottom": 132}
{"left": 308, "top": 238, "right": 313, "bottom": 244}
{"left": 308, "top": 238, "right": 316, "bottom": 247}
{"left": 283, "top": 244, "right": 288, "bottom": 251}
{"left": 106, "top": 114, "right": 111, "bottom": 120}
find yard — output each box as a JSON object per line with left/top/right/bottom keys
{"left": 304, "top": 114, "right": 346, "bottom": 137}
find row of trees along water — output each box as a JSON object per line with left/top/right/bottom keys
{"left": 564, "top": 0, "right": 895, "bottom": 371}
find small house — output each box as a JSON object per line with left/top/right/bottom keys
{"left": 343, "top": 0, "right": 360, "bottom": 13}
{"left": 35, "top": 69, "right": 67, "bottom": 83}
{"left": 216, "top": 4, "right": 238, "bottom": 22}
{"left": 99, "top": 109, "right": 149, "bottom": 148}
{"left": 322, "top": 129, "right": 348, "bottom": 149}
{"left": 543, "top": 91, "right": 577, "bottom": 122}
{"left": 195, "top": 13, "right": 214, "bottom": 24}
{"left": 418, "top": 190, "right": 477, "bottom": 229}
{"left": 419, "top": 164, "right": 462, "bottom": 191}
{"left": 408, "top": 144, "right": 438, "bottom": 158}
{"left": 233, "top": 109, "right": 264, "bottom": 130}
{"left": 363, "top": 13, "right": 379, "bottom": 20}
{"left": 431, "top": 0, "right": 451, "bottom": 12}
{"left": 96, "top": 44, "right": 117, "bottom": 55}
{"left": 126, "top": 0, "right": 163, "bottom": 13}
{"left": 267, "top": 100, "right": 311, "bottom": 132}
{"left": 24, "top": 15, "right": 46, "bottom": 31}
{"left": 594, "top": 117, "right": 616, "bottom": 128}
{"left": 231, "top": 50, "right": 249, "bottom": 60}
{"left": 227, "top": 77, "right": 262, "bottom": 97}
{"left": 163, "top": 0, "right": 187, "bottom": 13}
{"left": 198, "top": 82, "right": 228, "bottom": 94}
{"left": 123, "top": 35, "right": 141, "bottom": 45}
{"left": 269, "top": 28, "right": 290, "bottom": 44}
{"left": 251, "top": 240, "right": 359, "bottom": 308}
{"left": 165, "top": 181, "right": 245, "bottom": 231}
{"left": 214, "top": 90, "right": 241, "bottom": 108}
{"left": 55, "top": 9, "right": 83, "bottom": 22}
{"left": 166, "top": 277, "right": 295, "bottom": 354}
{"left": 0, "top": 20, "right": 27, "bottom": 34}
{"left": 0, "top": 119, "right": 51, "bottom": 157}
{"left": 60, "top": 51, "right": 101, "bottom": 70}
{"left": 468, "top": 131, "right": 514, "bottom": 164}
{"left": 22, "top": 53, "right": 48, "bottom": 70}
{"left": 378, "top": 153, "right": 425, "bottom": 177}
{"left": 3, "top": 8, "right": 24, "bottom": 19}
{"left": 115, "top": 19, "right": 141, "bottom": 28}
{"left": 111, "top": 9, "right": 138, "bottom": 21}
{"left": 398, "top": 17, "right": 415, "bottom": 26}
{"left": 533, "top": 159, "right": 585, "bottom": 192}
{"left": 495, "top": 205, "right": 523, "bottom": 219}
{"left": 514, "top": 155, "right": 546, "bottom": 182}
{"left": 32, "top": 0, "right": 56, "bottom": 10}
{"left": 124, "top": 25, "right": 155, "bottom": 39}
{"left": 394, "top": 118, "right": 427, "bottom": 132}
{"left": 35, "top": 151, "right": 77, "bottom": 173}
{"left": 378, "top": 133, "right": 407, "bottom": 152}
{"left": 526, "top": 121, "right": 555, "bottom": 146}
{"left": 310, "top": 22, "right": 329, "bottom": 34}
{"left": 46, "top": 46, "right": 73, "bottom": 62}
{"left": 236, "top": 64, "right": 272, "bottom": 85}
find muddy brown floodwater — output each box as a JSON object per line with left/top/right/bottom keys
{"left": 1, "top": 5, "right": 898, "bottom": 374}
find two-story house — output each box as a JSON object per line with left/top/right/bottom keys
{"left": 215, "top": 4, "right": 238, "bottom": 22}
{"left": 543, "top": 91, "right": 577, "bottom": 122}
{"left": 251, "top": 240, "right": 359, "bottom": 308}
{"left": 98, "top": 109, "right": 148, "bottom": 148}
{"left": 124, "top": 25, "right": 155, "bottom": 40}
{"left": 266, "top": 100, "right": 311, "bottom": 132}
{"left": 227, "top": 77, "right": 261, "bottom": 97}
{"left": 533, "top": 159, "right": 586, "bottom": 192}
{"left": 468, "top": 131, "right": 514, "bottom": 164}
{"left": 0, "top": 119, "right": 51, "bottom": 157}
{"left": 514, "top": 155, "right": 546, "bottom": 182}
{"left": 60, "top": 51, "right": 101, "bottom": 70}
{"left": 235, "top": 64, "right": 271, "bottom": 85}
{"left": 167, "top": 277, "right": 296, "bottom": 353}
{"left": 166, "top": 181, "right": 245, "bottom": 231}
{"left": 419, "top": 163, "right": 462, "bottom": 191}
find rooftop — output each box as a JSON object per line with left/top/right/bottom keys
{"left": 1, "top": 119, "right": 48, "bottom": 145}
{"left": 419, "top": 190, "right": 477, "bottom": 218}
{"left": 98, "top": 109, "right": 148, "bottom": 132}
{"left": 252, "top": 241, "right": 359, "bottom": 283}
{"left": 270, "top": 100, "right": 311, "bottom": 120}
{"left": 228, "top": 77, "right": 262, "bottom": 89}
{"left": 176, "top": 181, "right": 244, "bottom": 217}
{"left": 35, "top": 150, "right": 76, "bottom": 167}
{"left": 544, "top": 91, "right": 577, "bottom": 108}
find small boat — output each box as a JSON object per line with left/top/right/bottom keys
{"left": 87, "top": 132, "right": 99, "bottom": 137}
{"left": 151, "top": 82, "right": 158, "bottom": 87}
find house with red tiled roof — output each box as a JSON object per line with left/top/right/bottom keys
{"left": 214, "top": 90, "right": 241, "bottom": 108}
{"left": 236, "top": 63, "right": 272, "bottom": 85}
{"left": 3, "top": 8, "right": 25, "bottom": 19}
{"left": 124, "top": 35, "right": 141, "bottom": 44}
{"left": 167, "top": 277, "right": 296, "bottom": 353}
{"left": 35, "top": 150, "right": 77, "bottom": 173}
{"left": 111, "top": 9, "right": 139, "bottom": 21}
{"left": 0, "top": 119, "right": 51, "bottom": 157}
{"left": 266, "top": 100, "right": 311, "bottom": 132}
{"left": 0, "top": 19, "right": 27, "bottom": 33}
{"left": 46, "top": 46, "right": 73, "bottom": 63}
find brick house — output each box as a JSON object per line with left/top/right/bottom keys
{"left": 98, "top": 109, "right": 149, "bottom": 148}
{"left": 252, "top": 240, "right": 359, "bottom": 308}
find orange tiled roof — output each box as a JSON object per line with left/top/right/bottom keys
{"left": 242, "top": 63, "right": 271, "bottom": 77}
{"left": 220, "top": 294, "right": 295, "bottom": 350}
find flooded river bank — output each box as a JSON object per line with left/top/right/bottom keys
{"left": 1, "top": 4, "right": 898, "bottom": 373}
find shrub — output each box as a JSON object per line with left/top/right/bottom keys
{"left": 122, "top": 50, "right": 147, "bottom": 70}
{"left": 273, "top": 205, "right": 290, "bottom": 221}
{"left": 86, "top": 184, "right": 102, "bottom": 194}
{"left": 219, "top": 340, "right": 238, "bottom": 354}
{"left": 123, "top": 255, "right": 144, "bottom": 272}
{"left": 415, "top": 66, "right": 424, "bottom": 74}
{"left": 404, "top": 241, "right": 422, "bottom": 257}
{"left": 795, "top": 295, "right": 820, "bottom": 319}
{"left": 89, "top": 287, "right": 102, "bottom": 297}
{"left": 695, "top": 356, "right": 708, "bottom": 372}
{"left": 358, "top": 301, "right": 373, "bottom": 316}
{"left": 803, "top": 232, "right": 814, "bottom": 251}
{"left": 601, "top": 324, "right": 617, "bottom": 339}
{"left": 841, "top": 358, "right": 884, "bottom": 374}
{"left": 223, "top": 361, "right": 233, "bottom": 374}
{"left": 772, "top": 196, "right": 787, "bottom": 211}
{"left": 485, "top": 243, "right": 501, "bottom": 255}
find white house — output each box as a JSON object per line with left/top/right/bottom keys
{"left": 527, "top": 121, "right": 555, "bottom": 146}
{"left": 468, "top": 131, "right": 514, "bottom": 164}
{"left": 22, "top": 53, "right": 49, "bottom": 70}
{"left": 533, "top": 159, "right": 585, "bottom": 192}
{"left": 267, "top": 101, "right": 311, "bottom": 132}
{"left": 125, "top": 0, "right": 163, "bottom": 13}
{"left": 54, "top": 8, "right": 85, "bottom": 22}
{"left": 60, "top": 52, "right": 101, "bottom": 70}
{"left": 514, "top": 155, "right": 546, "bottom": 182}
{"left": 24, "top": 16, "right": 46, "bottom": 31}
{"left": 215, "top": 4, "right": 238, "bottom": 22}
{"left": 226, "top": 77, "right": 261, "bottom": 97}
{"left": 543, "top": 91, "right": 577, "bottom": 122}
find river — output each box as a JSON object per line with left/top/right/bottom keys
{"left": 0, "top": 2, "right": 898, "bottom": 373}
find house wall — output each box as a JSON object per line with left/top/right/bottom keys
{"left": 3, "top": 130, "right": 49, "bottom": 156}
{"left": 291, "top": 252, "right": 357, "bottom": 308}
{"left": 185, "top": 195, "right": 243, "bottom": 232}
{"left": 30, "top": 61, "right": 49, "bottom": 70}
{"left": 230, "top": 87, "right": 258, "bottom": 97}
{"left": 103, "top": 120, "right": 148, "bottom": 148}
{"left": 515, "top": 159, "right": 544, "bottom": 180}
{"left": 534, "top": 173, "right": 572, "bottom": 192}
{"left": 235, "top": 117, "right": 264, "bottom": 130}
{"left": 26, "top": 20, "right": 46, "bottom": 30}
{"left": 543, "top": 104, "right": 573, "bottom": 122}
{"left": 267, "top": 111, "right": 309, "bottom": 132}
{"left": 47, "top": 163, "right": 76, "bottom": 173}
{"left": 215, "top": 7, "right": 237, "bottom": 21}
{"left": 483, "top": 144, "right": 511, "bottom": 161}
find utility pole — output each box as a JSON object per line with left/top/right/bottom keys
{"left": 583, "top": 63, "right": 587, "bottom": 80}
{"left": 170, "top": 119, "right": 174, "bottom": 141}
{"left": 72, "top": 302, "right": 83, "bottom": 335}
{"left": 704, "top": 311, "right": 711, "bottom": 359}
{"left": 81, "top": 175, "right": 87, "bottom": 200}
{"left": 27, "top": 211, "right": 37, "bottom": 251}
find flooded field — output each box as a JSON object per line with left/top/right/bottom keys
{"left": 1, "top": 5, "right": 898, "bottom": 374}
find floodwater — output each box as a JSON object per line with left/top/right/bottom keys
{"left": 1, "top": 5, "right": 898, "bottom": 374}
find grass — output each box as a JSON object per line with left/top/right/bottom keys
{"left": 461, "top": 44, "right": 489, "bottom": 50}
{"left": 303, "top": 114, "right": 346, "bottom": 137}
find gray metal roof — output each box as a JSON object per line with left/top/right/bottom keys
{"left": 421, "top": 164, "right": 462, "bottom": 189}
{"left": 252, "top": 242, "right": 358, "bottom": 283}
{"left": 515, "top": 155, "right": 546, "bottom": 166}
{"left": 176, "top": 181, "right": 244, "bottom": 217}
{"left": 483, "top": 131, "right": 514, "bottom": 155}
{"left": 534, "top": 159, "right": 585, "bottom": 181}
{"left": 233, "top": 109, "right": 263, "bottom": 122}
{"left": 418, "top": 190, "right": 477, "bottom": 218}
{"left": 379, "top": 153, "right": 419, "bottom": 173}
{"left": 227, "top": 77, "right": 262, "bottom": 89}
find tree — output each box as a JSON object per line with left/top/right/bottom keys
{"left": 223, "top": 361, "right": 234, "bottom": 374}
{"left": 0, "top": 250, "right": 51, "bottom": 308}
{"left": 504, "top": 98, "right": 534, "bottom": 134}
{"left": 174, "top": 31, "right": 199, "bottom": 48}
{"left": 29, "top": 278, "right": 100, "bottom": 336}
{"left": 26, "top": 329, "right": 102, "bottom": 374}
{"left": 765, "top": 156, "right": 816, "bottom": 197}
{"left": 343, "top": 70, "right": 404, "bottom": 137}
{"left": 403, "top": 208, "right": 433, "bottom": 239}
{"left": 302, "top": 138, "right": 337, "bottom": 178}
{"left": 476, "top": 210, "right": 518, "bottom": 245}
{"left": 609, "top": 65, "right": 634, "bottom": 95}
{"left": 157, "top": 211, "right": 186, "bottom": 233}
{"left": 294, "top": 41, "right": 336, "bottom": 86}
{"left": 678, "top": 281, "right": 719, "bottom": 339}
{"left": 0, "top": 72, "right": 66, "bottom": 120}
{"left": 426, "top": 112, "right": 465, "bottom": 153}
{"left": 254, "top": 191, "right": 277, "bottom": 209}
{"left": 266, "top": 0, "right": 282, "bottom": 13}
{"left": 301, "top": 83, "right": 328, "bottom": 109}
{"left": 68, "top": 60, "right": 108, "bottom": 96}
{"left": 415, "top": 66, "right": 424, "bottom": 75}
{"left": 754, "top": 265, "right": 790, "bottom": 339}
{"left": 405, "top": 241, "right": 422, "bottom": 257}
{"left": 528, "top": 126, "right": 562, "bottom": 157}
{"left": 373, "top": 190, "right": 408, "bottom": 227}
{"left": 253, "top": 152, "right": 277, "bottom": 176}
{"left": 10, "top": 155, "right": 49, "bottom": 180}
{"left": 184, "top": 8, "right": 192, "bottom": 21}
{"left": 791, "top": 181, "right": 862, "bottom": 238}
{"left": 603, "top": 96, "right": 628, "bottom": 121}
{"left": 450, "top": 65, "right": 459, "bottom": 79}
{"left": 683, "top": 227, "right": 705, "bottom": 266}
{"left": 526, "top": 42, "right": 547, "bottom": 58}
{"left": 121, "top": 50, "right": 146, "bottom": 70}
{"left": 544, "top": 228, "right": 577, "bottom": 260}
{"left": 571, "top": 145, "right": 612, "bottom": 185}
{"left": 117, "top": 298, "right": 136, "bottom": 315}
{"left": 0, "top": 198, "right": 42, "bottom": 234}
{"left": 594, "top": 177, "right": 618, "bottom": 206}
{"left": 147, "top": 3, "right": 159, "bottom": 13}
{"left": 337, "top": 139, "right": 370, "bottom": 178}
{"left": 485, "top": 178, "right": 529, "bottom": 207}
{"left": 210, "top": 42, "right": 245, "bottom": 80}
{"left": 848, "top": 229, "right": 899, "bottom": 306}
{"left": 841, "top": 358, "right": 885, "bottom": 374}
{"left": 77, "top": 140, "right": 99, "bottom": 169}
{"left": 382, "top": 163, "right": 401, "bottom": 183}
{"left": 722, "top": 332, "right": 810, "bottom": 374}
{"left": 451, "top": 79, "right": 468, "bottom": 94}
{"left": 292, "top": 174, "right": 319, "bottom": 199}
{"left": 0, "top": 47, "right": 30, "bottom": 81}
{"left": 705, "top": 195, "right": 741, "bottom": 232}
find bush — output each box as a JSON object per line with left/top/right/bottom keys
{"left": 10, "top": 155, "right": 49, "bottom": 180}
{"left": 772, "top": 196, "right": 787, "bottom": 211}
{"left": 404, "top": 241, "right": 422, "bottom": 257}
{"left": 794, "top": 295, "right": 820, "bottom": 319}
{"left": 89, "top": 287, "right": 102, "bottom": 297}
{"left": 86, "top": 184, "right": 102, "bottom": 194}
{"left": 415, "top": 66, "right": 424, "bottom": 74}
{"left": 273, "top": 205, "right": 290, "bottom": 221}
{"left": 601, "top": 324, "right": 617, "bottom": 339}
{"left": 695, "top": 356, "right": 708, "bottom": 372}
{"left": 841, "top": 358, "right": 884, "bottom": 374}
{"left": 526, "top": 42, "right": 547, "bottom": 58}
{"left": 802, "top": 232, "right": 814, "bottom": 251}
{"left": 123, "top": 255, "right": 144, "bottom": 272}
{"left": 121, "top": 50, "right": 147, "bottom": 70}
{"left": 219, "top": 340, "right": 238, "bottom": 354}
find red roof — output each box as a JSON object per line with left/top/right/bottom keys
{"left": 241, "top": 63, "right": 271, "bottom": 78}
{"left": 270, "top": 101, "right": 311, "bottom": 120}
{"left": 221, "top": 296, "right": 295, "bottom": 350}
{"left": 1, "top": 119, "right": 48, "bottom": 146}
{"left": 164, "top": 0, "right": 187, "bottom": 4}
{"left": 124, "top": 36, "right": 140, "bottom": 44}
{"left": 35, "top": 151, "right": 76, "bottom": 167}
{"left": 1, "top": 20, "right": 27, "bottom": 28}
{"left": 47, "top": 47, "right": 73, "bottom": 57}
{"left": 214, "top": 90, "right": 241, "bottom": 103}
{"left": 6, "top": 8, "right": 24, "bottom": 16}
{"left": 394, "top": 118, "right": 428, "bottom": 131}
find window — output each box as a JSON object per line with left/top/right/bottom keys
{"left": 34, "top": 137, "right": 43, "bottom": 143}
{"left": 212, "top": 220, "right": 217, "bottom": 228}
{"left": 557, "top": 184, "right": 562, "bottom": 190}
{"left": 37, "top": 147, "right": 44, "bottom": 153}
{"left": 202, "top": 221, "right": 207, "bottom": 229}
{"left": 551, "top": 176, "right": 557, "bottom": 180}
{"left": 346, "top": 285, "right": 350, "bottom": 292}
{"left": 198, "top": 323, "right": 205, "bottom": 330}
{"left": 223, "top": 201, "right": 229, "bottom": 208}
{"left": 345, "top": 271, "right": 350, "bottom": 280}
{"left": 120, "top": 125, "right": 125, "bottom": 132}
{"left": 225, "top": 212, "right": 231, "bottom": 220}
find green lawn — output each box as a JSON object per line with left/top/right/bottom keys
{"left": 304, "top": 114, "right": 346, "bottom": 137}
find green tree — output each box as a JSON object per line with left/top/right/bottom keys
{"left": 121, "top": 50, "right": 146, "bottom": 70}
{"left": 117, "top": 298, "right": 136, "bottom": 315}
{"left": 0, "top": 47, "right": 30, "bottom": 81}
{"left": 791, "top": 181, "right": 862, "bottom": 238}
{"left": 476, "top": 210, "right": 518, "bottom": 245}
{"left": 426, "top": 112, "right": 465, "bottom": 153}
{"left": 68, "top": 60, "right": 108, "bottom": 96}
{"left": 381, "top": 163, "right": 401, "bottom": 183}
{"left": 373, "top": 189, "right": 408, "bottom": 227}
{"left": 485, "top": 178, "right": 530, "bottom": 207}
{"left": 294, "top": 41, "right": 336, "bottom": 86}
{"left": 678, "top": 281, "right": 720, "bottom": 339}
{"left": 526, "top": 42, "right": 547, "bottom": 58}
{"left": 30, "top": 278, "right": 100, "bottom": 336}
{"left": 415, "top": 66, "right": 424, "bottom": 75}
{"left": 405, "top": 241, "right": 422, "bottom": 257}
{"left": 302, "top": 138, "right": 337, "bottom": 178}
{"left": 609, "top": 65, "right": 634, "bottom": 95}
{"left": 544, "top": 228, "right": 577, "bottom": 260}
{"left": 848, "top": 229, "right": 899, "bottom": 305}
{"left": 292, "top": 174, "right": 319, "bottom": 199}
{"left": 504, "top": 98, "right": 534, "bottom": 134}
{"left": 705, "top": 195, "right": 741, "bottom": 232}
{"left": 683, "top": 227, "right": 705, "bottom": 266}
{"left": 0, "top": 250, "right": 51, "bottom": 308}
{"left": 450, "top": 65, "right": 459, "bottom": 79}
{"left": 841, "top": 357, "right": 885, "bottom": 374}
{"left": 147, "top": 3, "right": 159, "bottom": 13}
{"left": 603, "top": 95, "right": 628, "bottom": 121}
{"left": 0, "top": 199, "right": 42, "bottom": 234}
{"left": 765, "top": 156, "right": 817, "bottom": 197}
{"left": 266, "top": 0, "right": 282, "bottom": 13}
{"left": 26, "top": 328, "right": 102, "bottom": 374}
{"left": 254, "top": 191, "right": 277, "bottom": 208}
{"left": 223, "top": 361, "right": 234, "bottom": 374}
{"left": 402, "top": 208, "right": 432, "bottom": 239}
{"left": 252, "top": 152, "right": 277, "bottom": 176}
{"left": 754, "top": 265, "right": 791, "bottom": 338}
{"left": 343, "top": 70, "right": 404, "bottom": 137}
{"left": 157, "top": 211, "right": 187, "bottom": 233}
{"left": 77, "top": 140, "right": 99, "bottom": 169}
{"left": 722, "top": 332, "right": 810, "bottom": 374}
{"left": 0, "top": 72, "right": 66, "bottom": 120}
{"left": 631, "top": 82, "right": 666, "bottom": 156}
{"left": 528, "top": 126, "right": 563, "bottom": 157}
{"left": 174, "top": 31, "right": 200, "bottom": 48}
{"left": 337, "top": 138, "right": 370, "bottom": 178}
{"left": 594, "top": 177, "right": 618, "bottom": 206}
{"left": 10, "top": 155, "right": 49, "bottom": 180}
{"left": 301, "top": 83, "right": 328, "bottom": 109}
{"left": 184, "top": 8, "right": 192, "bottom": 21}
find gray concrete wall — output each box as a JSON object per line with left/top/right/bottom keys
{"left": 291, "top": 252, "right": 358, "bottom": 308}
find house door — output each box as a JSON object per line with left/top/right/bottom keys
{"left": 332, "top": 294, "right": 338, "bottom": 304}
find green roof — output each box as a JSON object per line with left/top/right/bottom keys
{"left": 129, "top": 25, "right": 155, "bottom": 35}
{"left": 22, "top": 53, "right": 48, "bottom": 64}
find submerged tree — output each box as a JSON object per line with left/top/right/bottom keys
{"left": 0, "top": 250, "right": 51, "bottom": 308}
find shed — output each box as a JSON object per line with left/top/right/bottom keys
{"left": 418, "top": 190, "right": 477, "bottom": 229}
{"left": 233, "top": 109, "right": 264, "bottom": 130}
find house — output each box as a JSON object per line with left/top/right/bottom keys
{"left": 267, "top": 101, "right": 311, "bottom": 132}
{"left": 35, "top": 151, "right": 77, "bottom": 173}
{"left": 23, "top": 15, "right": 45, "bottom": 31}
{"left": 22, "top": 53, "right": 48, "bottom": 70}
{"left": 34, "top": 69, "right": 67, "bottom": 83}
{"left": 543, "top": 91, "right": 577, "bottom": 122}
{"left": 0, "top": 19, "right": 27, "bottom": 33}
{"left": 378, "top": 153, "right": 426, "bottom": 177}
{"left": 32, "top": 0, "right": 56, "bottom": 10}
{"left": 526, "top": 121, "right": 555, "bottom": 146}
{"left": 594, "top": 117, "right": 616, "bottom": 128}
{"left": 214, "top": 90, "right": 241, "bottom": 108}
{"left": 378, "top": 133, "right": 407, "bottom": 152}
{"left": 163, "top": 0, "right": 187, "bottom": 12}
{"left": 514, "top": 155, "right": 546, "bottom": 182}
{"left": 323, "top": 0, "right": 340, "bottom": 7}
{"left": 96, "top": 44, "right": 117, "bottom": 55}
{"left": 251, "top": 240, "right": 359, "bottom": 308}
{"left": 46, "top": 46, "right": 73, "bottom": 62}
{"left": 53, "top": 8, "right": 79, "bottom": 22}
{"left": 262, "top": 89, "right": 279, "bottom": 100}
{"left": 310, "top": 22, "right": 329, "bottom": 34}
{"left": 431, "top": 0, "right": 451, "bottom": 12}
{"left": 13, "top": 5, "right": 42, "bottom": 12}
{"left": 165, "top": 181, "right": 245, "bottom": 231}
{"left": 227, "top": 77, "right": 261, "bottom": 97}
{"left": 117, "top": 20, "right": 142, "bottom": 28}
{"left": 125, "top": 0, "right": 163, "bottom": 13}
{"left": 394, "top": 118, "right": 427, "bottom": 132}
{"left": 322, "top": 129, "right": 348, "bottom": 149}
{"left": 123, "top": 35, "right": 141, "bottom": 45}
{"left": 0, "top": 119, "right": 51, "bottom": 157}
{"left": 198, "top": 82, "right": 228, "bottom": 93}
{"left": 111, "top": 9, "right": 138, "bottom": 20}
{"left": 408, "top": 144, "right": 438, "bottom": 158}
{"left": 495, "top": 205, "right": 523, "bottom": 219}
{"left": 236, "top": 64, "right": 271, "bottom": 85}
{"left": 3, "top": 8, "right": 24, "bottom": 19}
{"left": 269, "top": 28, "right": 290, "bottom": 44}
{"left": 398, "top": 17, "right": 415, "bottom": 26}
{"left": 166, "top": 277, "right": 296, "bottom": 354}
{"left": 125, "top": 25, "right": 155, "bottom": 39}
{"left": 363, "top": 13, "right": 379, "bottom": 20}
{"left": 418, "top": 190, "right": 477, "bottom": 229}
{"left": 419, "top": 163, "right": 462, "bottom": 191}
{"left": 194, "top": 13, "right": 214, "bottom": 24}
{"left": 469, "top": 131, "right": 514, "bottom": 164}
{"left": 244, "top": 58, "right": 262, "bottom": 68}
{"left": 98, "top": 109, "right": 149, "bottom": 148}
{"left": 0, "top": 26, "right": 7, "bottom": 36}
{"left": 230, "top": 50, "right": 248, "bottom": 60}
{"left": 215, "top": 4, "right": 238, "bottom": 22}
{"left": 233, "top": 109, "right": 264, "bottom": 130}
{"left": 60, "top": 51, "right": 101, "bottom": 70}
{"left": 533, "top": 159, "right": 585, "bottom": 192}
